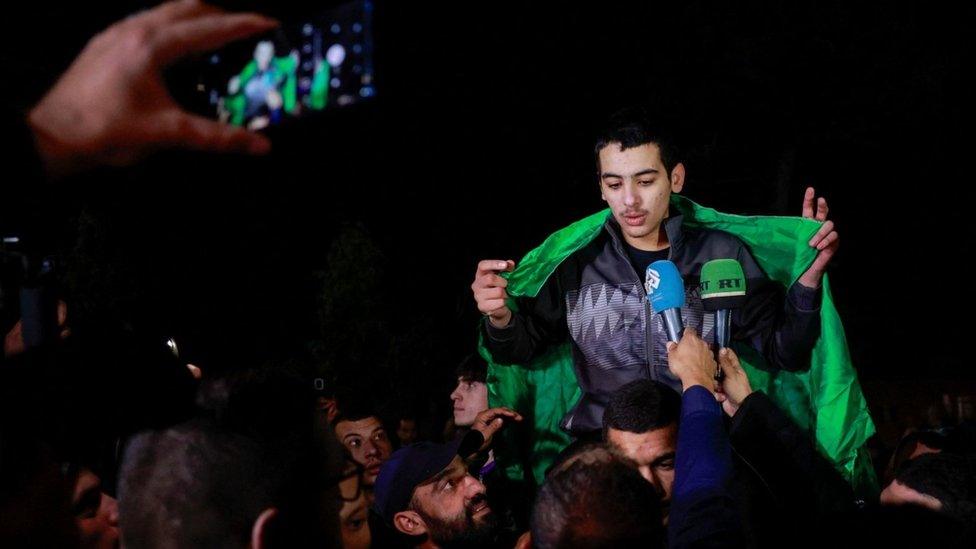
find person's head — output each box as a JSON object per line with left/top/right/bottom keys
{"left": 881, "top": 453, "right": 976, "bottom": 523}
{"left": 336, "top": 456, "right": 371, "bottom": 549}
{"left": 68, "top": 465, "right": 119, "bottom": 549}
{"left": 595, "top": 107, "right": 685, "bottom": 249}
{"left": 375, "top": 441, "right": 498, "bottom": 548}
{"left": 885, "top": 428, "right": 948, "bottom": 485}
{"left": 254, "top": 40, "right": 275, "bottom": 71}
{"left": 546, "top": 441, "right": 615, "bottom": 479}
{"left": 451, "top": 354, "right": 489, "bottom": 428}
{"left": 531, "top": 452, "right": 664, "bottom": 549}
{"left": 398, "top": 417, "right": 419, "bottom": 446}
{"left": 120, "top": 416, "right": 334, "bottom": 548}
{"left": 602, "top": 379, "right": 681, "bottom": 522}
{"left": 118, "top": 364, "right": 336, "bottom": 548}
{"left": 334, "top": 411, "right": 392, "bottom": 486}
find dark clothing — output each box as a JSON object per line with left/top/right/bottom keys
{"left": 727, "top": 391, "right": 858, "bottom": 548}
{"left": 623, "top": 243, "right": 669, "bottom": 281}
{"left": 730, "top": 391, "right": 857, "bottom": 517}
{"left": 669, "top": 385, "right": 742, "bottom": 549}
{"left": 485, "top": 213, "right": 822, "bottom": 435}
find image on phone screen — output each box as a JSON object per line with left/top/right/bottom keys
{"left": 197, "top": 0, "right": 374, "bottom": 130}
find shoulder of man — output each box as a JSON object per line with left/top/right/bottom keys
{"left": 673, "top": 226, "right": 759, "bottom": 274}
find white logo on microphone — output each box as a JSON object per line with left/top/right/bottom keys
{"left": 645, "top": 268, "right": 660, "bottom": 295}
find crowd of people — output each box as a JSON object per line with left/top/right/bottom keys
{"left": 3, "top": 1, "right": 976, "bottom": 548}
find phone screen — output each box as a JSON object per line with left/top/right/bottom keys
{"left": 196, "top": 0, "right": 375, "bottom": 130}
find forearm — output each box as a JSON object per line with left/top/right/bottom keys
{"left": 483, "top": 313, "right": 538, "bottom": 364}
{"left": 482, "top": 276, "right": 566, "bottom": 364}
{"left": 737, "top": 279, "right": 822, "bottom": 372}
{"left": 669, "top": 386, "right": 741, "bottom": 549}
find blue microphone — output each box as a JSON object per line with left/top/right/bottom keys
{"left": 645, "top": 260, "right": 686, "bottom": 343}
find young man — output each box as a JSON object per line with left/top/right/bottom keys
{"left": 602, "top": 379, "right": 680, "bottom": 525}
{"left": 472, "top": 108, "right": 838, "bottom": 437}
{"left": 334, "top": 410, "right": 393, "bottom": 488}
{"left": 451, "top": 354, "right": 490, "bottom": 429}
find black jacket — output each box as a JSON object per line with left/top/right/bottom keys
{"left": 728, "top": 391, "right": 859, "bottom": 549}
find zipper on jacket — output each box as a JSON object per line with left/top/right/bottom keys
{"left": 608, "top": 236, "right": 658, "bottom": 381}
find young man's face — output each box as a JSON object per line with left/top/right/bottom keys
{"left": 598, "top": 143, "right": 684, "bottom": 249}
{"left": 410, "top": 457, "right": 496, "bottom": 545}
{"left": 451, "top": 377, "right": 489, "bottom": 427}
{"left": 605, "top": 423, "right": 678, "bottom": 524}
{"left": 335, "top": 417, "right": 392, "bottom": 486}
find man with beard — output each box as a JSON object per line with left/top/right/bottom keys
{"left": 374, "top": 407, "right": 521, "bottom": 548}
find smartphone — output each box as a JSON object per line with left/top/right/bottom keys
{"left": 194, "top": 0, "right": 375, "bottom": 130}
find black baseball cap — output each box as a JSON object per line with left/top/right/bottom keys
{"left": 372, "top": 438, "right": 464, "bottom": 524}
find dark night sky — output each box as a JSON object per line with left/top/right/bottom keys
{"left": 6, "top": 1, "right": 975, "bottom": 404}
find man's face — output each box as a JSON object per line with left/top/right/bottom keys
{"left": 598, "top": 143, "right": 684, "bottom": 249}
{"left": 412, "top": 457, "right": 497, "bottom": 546}
{"left": 451, "top": 377, "right": 489, "bottom": 427}
{"left": 606, "top": 424, "right": 678, "bottom": 523}
{"left": 397, "top": 418, "right": 418, "bottom": 446}
{"left": 71, "top": 467, "right": 120, "bottom": 549}
{"left": 335, "top": 417, "right": 392, "bottom": 486}
{"left": 338, "top": 465, "right": 371, "bottom": 549}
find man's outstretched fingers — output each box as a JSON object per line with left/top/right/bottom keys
{"left": 159, "top": 111, "right": 271, "bottom": 155}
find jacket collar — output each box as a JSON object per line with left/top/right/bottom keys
{"left": 604, "top": 211, "right": 685, "bottom": 260}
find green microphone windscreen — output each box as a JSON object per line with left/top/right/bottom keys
{"left": 699, "top": 259, "right": 746, "bottom": 312}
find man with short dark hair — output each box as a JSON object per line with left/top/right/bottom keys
{"left": 881, "top": 453, "right": 976, "bottom": 523}
{"left": 531, "top": 450, "right": 664, "bottom": 549}
{"left": 533, "top": 328, "right": 743, "bottom": 549}
{"left": 602, "top": 378, "right": 681, "bottom": 523}
{"left": 334, "top": 410, "right": 393, "bottom": 488}
{"left": 373, "top": 407, "right": 522, "bottom": 548}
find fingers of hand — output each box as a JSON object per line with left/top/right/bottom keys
{"left": 472, "top": 273, "right": 508, "bottom": 291}
{"left": 474, "top": 287, "right": 508, "bottom": 313}
{"left": 815, "top": 197, "right": 829, "bottom": 222}
{"left": 718, "top": 348, "right": 741, "bottom": 369}
{"left": 802, "top": 186, "right": 816, "bottom": 218}
{"left": 816, "top": 230, "right": 839, "bottom": 251}
{"left": 154, "top": 111, "right": 271, "bottom": 156}
{"left": 153, "top": 13, "right": 279, "bottom": 66}
{"left": 808, "top": 220, "right": 835, "bottom": 247}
